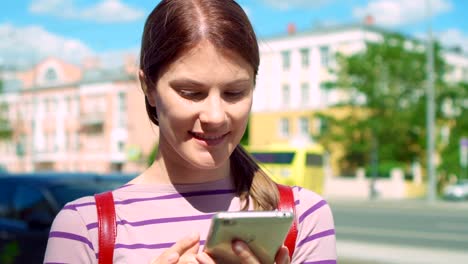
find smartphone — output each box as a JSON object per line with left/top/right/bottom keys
{"left": 204, "top": 210, "right": 294, "bottom": 264}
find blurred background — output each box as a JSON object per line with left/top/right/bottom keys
{"left": 1, "top": 0, "right": 467, "bottom": 263}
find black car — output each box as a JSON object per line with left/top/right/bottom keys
{"left": 0, "top": 172, "right": 132, "bottom": 263}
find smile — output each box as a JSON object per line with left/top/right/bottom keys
{"left": 189, "top": 132, "right": 229, "bottom": 146}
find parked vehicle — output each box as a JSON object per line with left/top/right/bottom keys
{"left": 0, "top": 172, "right": 132, "bottom": 263}
{"left": 245, "top": 144, "right": 326, "bottom": 194}
{"left": 442, "top": 180, "right": 468, "bottom": 201}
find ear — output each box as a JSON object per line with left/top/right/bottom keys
{"left": 139, "top": 69, "right": 157, "bottom": 107}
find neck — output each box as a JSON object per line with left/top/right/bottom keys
{"left": 140, "top": 153, "right": 231, "bottom": 185}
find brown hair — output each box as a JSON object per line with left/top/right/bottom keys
{"left": 139, "top": 0, "right": 279, "bottom": 210}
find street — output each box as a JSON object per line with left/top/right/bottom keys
{"left": 328, "top": 199, "right": 468, "bottom": 263}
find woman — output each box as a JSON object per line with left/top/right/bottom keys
{"left": 44, "top": 0, "right": 337, "bottom": 263}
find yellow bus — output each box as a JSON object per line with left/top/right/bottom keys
{"left": 246, "top": 144, "right": 326, "bottom": 194}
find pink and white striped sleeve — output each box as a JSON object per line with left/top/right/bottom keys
{"left": 44, "top": 198, "right": 97, "bottom": 263}
{"left": 291, "top": 186, "right": 337, "bottom": 264}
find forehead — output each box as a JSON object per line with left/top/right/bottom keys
{"left": 160, "top": 40, "right": 254, "bottom": 82}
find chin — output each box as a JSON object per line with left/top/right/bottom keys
{"left": 188, "top": 153, "right": 229, "bottom": 170}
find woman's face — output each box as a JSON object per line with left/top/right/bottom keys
{"left": 146, "top": 40, "right": 254, "bottom": 170}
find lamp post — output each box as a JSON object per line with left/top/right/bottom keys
{"left": 426, "top": 0, "right": 436, "bottom": 203}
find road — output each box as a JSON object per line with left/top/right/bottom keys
{"left": 328, "top": 199, "right": 468, "bottom": 264}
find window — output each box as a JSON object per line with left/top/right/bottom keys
{"left": 50, "top": 98, "right": 57, "bottom": 112}
{"left": 314, "top": 117, "right": 327, "bottom": 135}
{"left": 306, "top": 153, "right": 323, "bottom": 166}
{"left": 320, "top": 46, "right": 330, "bottom": 67}
{"left": 0, "top": 182, "right": 15, "bottom": 217}
{"left": 118, "top": 92, "right": 127, "bottom": 127}
{"left": 65, "top": 96, "right": 71, "bottom": 113}
{"left": 74, "top": 132, "right": 80, "bottom": 150}
{"left": 118, "top": 141, "right": 125, "bottom": 152}
{"left": 251, "top": 152, "right": 296, "bottom": 164}
{"left": 300, "top": 48, "right": 309, "bottom": 68}
{"left": 320, "top": 83, "right": 329, "bottom": 105}
{"left": 45, "top": 68, "right": 58, "bottom": 82}
{"left": 299, "top": 117, "right": 309, "bottom": 136}
{"left": 279, "top": 118, "right": 290, "bottom": 137}
{"left": 282, "top": 85, "right": 290, "bottom": 106}
{"left": 64, "top": 132, "right": 69, "bottom": 151}
{"left": 13, "top": 185, "right": 54, "bottom": 222}
{"left": 74, "top": 96, "right": 80, "bottom": 115}
{"left": 281, "top": 51, "right": 291, "bottom": 70}
{"left": 301, "top": 83, "right": 309, "bottom": 106}
{"left": 0, "top": 103, "right": 8, "bottom": 119}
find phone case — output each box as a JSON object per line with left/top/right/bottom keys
{"left": 204, "top": 211, "right": 294, "bottom": 264}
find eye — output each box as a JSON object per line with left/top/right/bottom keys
{"left": 178, "top": 90, "right": 205, "bottom": 100}
{"left": 224, "top": 90, "right": 247, "bottom": 99}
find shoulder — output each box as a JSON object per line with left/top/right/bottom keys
{"left": 45, "top": 195, "right": 99, "bottom": 262}
{"left": 289, "top": 186, "right": 337, "bottom": 262}
{"left": 51, "top": 195, "right": 97, "bottom": 231}
{"left": 291, "top": 186, "right": 335, "bottom": 227}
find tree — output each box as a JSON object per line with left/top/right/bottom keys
{"left": 0, "top": 78, "right": 12, "bottom": 139}
{"left": 317, "top": 33, "right": 447, "bottom": 175}
{"left": 438, "top": 81, "right": 468, "bottom": 180}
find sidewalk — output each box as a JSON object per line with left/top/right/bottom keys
{"left": 338, "top": 239, "right": 468, "bottom": 264}
{"left": 327, "top": 197, "right": 468, "bottom": 210}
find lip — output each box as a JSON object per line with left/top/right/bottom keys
{"left": 189, "top": 131, "right": 229, "bottom": 146}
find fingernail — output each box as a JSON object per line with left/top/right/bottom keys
{"left": 233, "top": 241, "right": 246, "bottom": 254}
{"left": 167, "top": 252, "right": 179, "bottom": 263}
{"left": 188, "top": 232, "right": 199, "bottom": 241}
{"left": 282, "top": 251, "right": 290, "bottom": 263}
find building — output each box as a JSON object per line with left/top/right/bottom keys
{"left": 250, "top": 22, "right": 468, "bottom": 176}
{"left": 0, "top": 55, "right": 158, "bottom": 173}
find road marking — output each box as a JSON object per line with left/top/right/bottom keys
{"left": 436, "top": 222, "right": 468, "bottom": 232}
{"left": 332, "top": 206, "right": 468, "bottom": 219}
{"left": 336, "top": 226, "right": 468, "bottom": 242}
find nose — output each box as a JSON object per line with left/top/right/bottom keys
{"left": 199, "top": 94, "right": 226, "bottom": 127}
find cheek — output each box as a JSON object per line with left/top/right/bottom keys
{"left": 230, "top": 100, "right": 252, "bottom": 125}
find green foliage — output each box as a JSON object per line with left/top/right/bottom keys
{"left": 0, "top": 241, "right": 20, "bottom": 264}
{"left": 240, "top": 116, "right": 250, "bottom": 146}
{"left": 0, "top": 78, "right": 12, "bottom": 140}
{"left": 317, "top": 33, "right": 447, "bottom": 174}
{"left": 438, "top": 82, "right": 468, "bottom": 179}
{"left": 365, "top": 160, "right": 407, "bottom": 178}
{"left": 147, "top": 143, "right": 159, "bottom": 166}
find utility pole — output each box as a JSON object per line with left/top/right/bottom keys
{"left": 426, "top": 0, "right": 436, "bottom": 203}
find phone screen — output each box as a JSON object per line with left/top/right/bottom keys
{"left": 204, "top": 211, "right": 293, "bottom": 264}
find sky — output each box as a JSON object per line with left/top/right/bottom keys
{"left": 1, "top": 0, "right": 467, "bottom": 66}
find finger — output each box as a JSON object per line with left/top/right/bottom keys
{"left": 171, "top": 233, "right": 200, "bottom": 255}
{"left": 178, "top": 239, "right": 201, "bottom": 264}
{"left": 185, "top": 237, "right": 200, "bottom": 255}
{"left": 196, "top": 252, "right": 216, "bottom": 264}
{"left": 150, "top": 251, "right": 179, "bottom": 264}
{"left": 232, "top": 240, "right": 260, "bottom": 264}
{"left": 151, "top": 233, "right": 199, "bottom": 264}
{"left": 274, "top": 246, "right": 290, "bottom": 264}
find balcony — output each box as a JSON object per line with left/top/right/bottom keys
{"left": 80, "top": 112, "right": 105, "bottom": 133}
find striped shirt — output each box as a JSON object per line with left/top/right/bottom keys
{"left": 44, "top": 177, "right": 337, "bottom": 263}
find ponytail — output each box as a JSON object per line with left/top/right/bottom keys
{"left": 230, "top": 145, "right": 279, "bottom": 210}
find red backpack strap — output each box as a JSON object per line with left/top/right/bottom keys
{"left": 94, "top": 191, "right": 116, "bottom": 264}
{"left": 276, "top": 184, "right": 298, "bottom": 259}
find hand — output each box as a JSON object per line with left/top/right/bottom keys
{"left": 151, "top": 233, "right": 201, "bottom": 264}
{"left": 196, "top": 240, "right": 290, "bottom": 264}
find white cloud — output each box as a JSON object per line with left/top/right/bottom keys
{"left": 0, "top": 23, "right": 93, "bottom": 66}
{"left": 29, "top": 0, "right": 144, "bottom": 23}
{"left": 438, "top": 29, "right": 468, "bottom": 52}
{"left": 353, "top": 0, "right": 452, "bottom": 27}
{"left": 261, "top": 0, "right": 332, "bottom": 10}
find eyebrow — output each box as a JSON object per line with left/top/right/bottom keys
{"left": 169, "top": 78, "right": 252, "bottom": 88}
